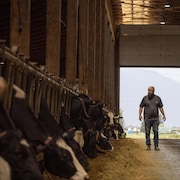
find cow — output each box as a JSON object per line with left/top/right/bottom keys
{"left": 39, "top": 98, "right": 89, "bottom": 172}
{"left": 103, "top": 113, "right": 124, "bottom": 140}
{"left": 0, "top": 130, "right": 43, "bottom": 180}
{"left": 88, "top": 100, "right": 114, "bottom": 151}
{"left": 0, "top": 78, "right": 43, "bottom": 179}
{"left": 112, "top": 122, "right": 124, "bottom": 140}
{"left": 10, "top": 85, "right": 89, "bottom": 180}
{"left": 70, "top": 94, "right": 97, "bottom": 158}
{"left": 70, "top": 94, "right": 91, "bottom": 121}
{"left": 71, "top": 95, "right": 114, "bottom": 157}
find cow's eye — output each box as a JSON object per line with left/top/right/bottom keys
{"left": 15, "top": 148, "right": 21, "bottom": 154}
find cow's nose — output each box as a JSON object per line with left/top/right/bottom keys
{"left": 84, "top": 174, "right": 90, "bottom": 180}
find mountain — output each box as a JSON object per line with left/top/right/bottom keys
{"left": 120, "top": 68, "right": 180, "bottom": 128}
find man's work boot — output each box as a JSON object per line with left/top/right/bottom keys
{"left": 146, "top": 145, "right": 151, "bottom": 151}
{"left": 155, "top": 146, "right": 160, "bottom": 151}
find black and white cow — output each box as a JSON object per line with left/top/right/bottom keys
{"left": 88, "top": 100, "right": 114, "bottom": 151}
{"left": 0, "top": 130, "right": 43, "bottom": 180}
{"left": 70, "top": 95, "right": 114, "bottom": 157}
{"left": 0, "top": 77, "right": 43, "bottom": 180}
{"left": 103, "top": 112, "right": 124, "bottom": 140}
{"left": 39, "top": 98, "right": 89, "bottom": 171}
{"left": 70, "top": 94, "right": 97, "bottom": 158}
{"left": 10, "top": 85, "right": 89, "bottom": 180}
{"left": 0, "top": 103, "right": 42, "bottom": 180}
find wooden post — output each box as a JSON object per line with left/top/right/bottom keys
{"left": 100, "top": 0, "right": 105, "bottom": 103}
{"left": 104, "top": 13, "right": 109, "bottom": 106}
{"left": 87, "top": 0, "right": 96, "bottom": 97}
{"left": 46, "top": 0, "right": 61, "bottom": 76}
{"left": 10, "top": 0, "right": 30, "bottom": 56}
{"left": 94, "top": 0, "right": 101, "bottom": 99}
{"left": 66, "top": 0, "right": 79, "bottom": 84}
{"left": 78, "top": 0, "right": 89, "bottom": 93}
{"left": 114, "top": 28, "right": 120, "bottom": 114}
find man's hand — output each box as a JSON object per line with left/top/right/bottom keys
{"left": 139, "top": 115, "right": 142, "bottom": 121}
{"left": 139, "top": 107, "right": 143, "bottom": 121}
{"left": 159, "top": 108, "right": 166, "bottom": 121}
{"left": 162, "top": 115, "right": 166, "bottom": 121}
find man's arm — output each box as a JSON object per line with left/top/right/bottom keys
{"left": 139, "top": 107, "right": 143, "bottom": 121}
{"left": 159, "top": 107, "right": 166, "bottom": 120}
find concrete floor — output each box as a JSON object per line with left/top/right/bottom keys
{"left": 139, "top": 139, "right": 180, "bottom": 180}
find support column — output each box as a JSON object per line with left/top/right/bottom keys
{"left": 114, "top": 28, "right": 120, "bottom": 114}
{"left": 66, "top": 0, "right": 79, "bottom": 84}
{"left": 100, "top": 0, "right": 105, "bottom": 103}
{"left": 46, "top": 0, "right": 61, "bottom": 76}
{"left": 87, "top": 0, "right": 96, "bottom": 97}
{"left": 78, "top": 0, "right": 89, "bottom": 93}
{"left": 94, "top": 0, "right": 101, "bottom": 99}
{"left": 10, "top": 0, "right": 30, "bottom": 56}
{"left": 110, "top": 39, "right": 115, "bottom": 111}
{"left": 104, "top": 12, "right": 108, "bottom": 105}
{"left": 107, "top": 29, "right": 110, "bottom": 109}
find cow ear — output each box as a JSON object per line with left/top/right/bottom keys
{"left": 91, "top": 100, "right": 97, "bottom": 105}
{"left": 102, "top": 103, "right": 106, "bottom": 107}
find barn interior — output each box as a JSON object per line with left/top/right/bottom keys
{"left": 0, "top": 0, "right": 180, "bottom": 179}
{"left": 1, "top": 0, "right": 180, "bottom": 113}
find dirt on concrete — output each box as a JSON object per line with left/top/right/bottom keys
{"left": 88, "top": 138, "right": 160, "bottom": 180}
{"left": 44, "top": 138, "right": 164, "bottom": 180}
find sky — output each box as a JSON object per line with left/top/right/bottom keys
{"left": 143, "top": 68, "right": 180, "bottom": 84}
{"left": 120, "top": 68, "right": 180, "bottom": 128}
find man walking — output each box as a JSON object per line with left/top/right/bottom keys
{"left": 139, "top": 86, "right": 166, "bottom": 151}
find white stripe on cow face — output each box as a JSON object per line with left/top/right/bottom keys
{"left": 73, "top": 130, "right": 84, "bottom": 149}
{"left": 13, "top": 85, "right": 26, "bottom": 99}
{"left": 114, "top": 130, "right": 119, "bottom": 140}
{"left": 20, "top": 139, "right": 30, "bottom": 147}
{"left": 107, "top": 112, "right": 114, "bottom": 126}
{"left": 0, "top": 156, "right": 11, "bottom": 180}
{"left": 56, "top": 138, "right": 89, "bottom": 180}
{"left": 100, "top": 132, "right": 108, "bottom": 139}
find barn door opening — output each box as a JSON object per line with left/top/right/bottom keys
{"left": 120, "top": 67, "right": 180, "bottom": 137}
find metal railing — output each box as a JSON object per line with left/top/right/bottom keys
{"left": 0, "top": 41, "right": 80, "bottom": 122}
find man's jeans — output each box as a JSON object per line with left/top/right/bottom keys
{"left": 145, "top": 120, "right": 159, "bottom": 147}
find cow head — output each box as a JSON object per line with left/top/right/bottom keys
{"left": 44, "top": 140, "right": 77, "bottom": 179}
{"left": 97, "top": 135, "right": 114, "bottom": 151}
{"left": 88, "top": 100, "right": 106, "bottom": 122}
{"left": 60, "top": 108, "right": 89, "bottom": 171}
{"left": 56, "top": 138, "right": 89, "bottom": 180}
{"left": 0, "top": 130, "right": 43, "bottom": 180}
{"left": 70, "top": 94, "right": 90, "bottom": 119}
{"left": 107, "top": 111, "right": 115, "bottom": 126}
{"left": 88, "top": 100, "right": 108, "bottom": 131}
{"left": 83, "top": 129, "right": 97, "bottom": 158}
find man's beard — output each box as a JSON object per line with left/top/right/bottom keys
{"left": 148, "top": 93, "right": 154, "bottom": 99}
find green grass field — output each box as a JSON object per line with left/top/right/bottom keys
{"left": 127, "top": 132, "right": 180, "bottom": 139}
